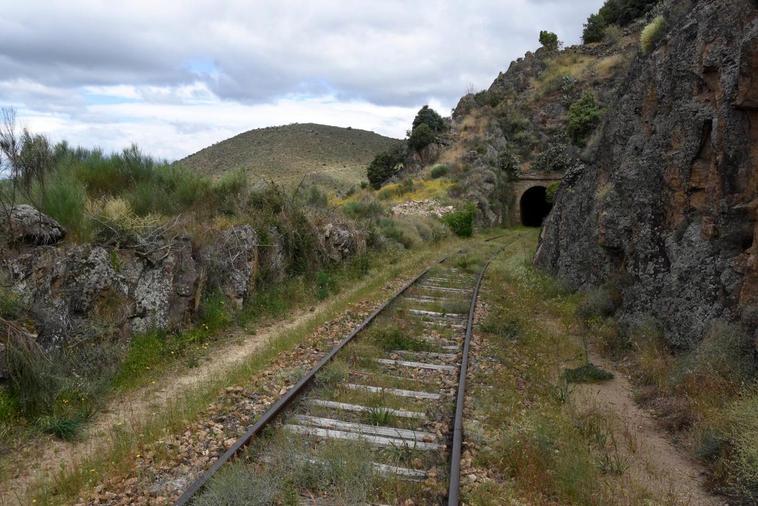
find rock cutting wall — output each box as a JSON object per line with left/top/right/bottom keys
{"left": 535, "top": 0, "right": 758, "bottom": 348}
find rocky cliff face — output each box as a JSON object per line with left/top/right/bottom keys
{"left": 535, "top": 0, "right": 758, "bottom": 348}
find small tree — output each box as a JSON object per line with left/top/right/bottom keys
{"left": 539, "top": 31, "right": 559, "bottom": 51}
{"left": 408, "top": 123, "right": 436, "bottom": 152}
{"left": 412, "top": 105, "right": 446, "bottom": 134}
{"left": 367, "top": 145, "right": 405, "bottom": 189}
{"left": 582, "top": 13, "right": 607, "bottom": 43}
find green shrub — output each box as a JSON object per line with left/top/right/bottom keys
{"left": 583, "top": 13, "right": 607, "bottom": 43}
{"left": 4, "top": 336, "right": 118, "bottom": 438}
{"left": 408, "top": 123, "right": 436, "bottom": 152}
{"left": 0, "top": 286, "right": 23, "bottom": 319}
{"left": 442, "top": 204, "right": 476, "bottom": 238}
{"left": 567, "top": 93, "right": 603, "bottom": 146}
{"left": 583, "top": 0, "right": 658, "bottom": 44}
{"left": 412, "top": 105, "right": 446, "bottom": 134}
{"left": 342, "top": 198, "right": 384, "bottom": 221}
{"left": 576, "top": 285, "right": 621, "bottom": 322}
{"left": 37, "top": 169, "right": 89, "bottom": 240}
{"left": 640, "top": 16, "right": 666, "bottom": 54}
{"left": 430, "top": 164, "right": 449, "bottom": 179}
{"left": 539, "top": 30, "right": 559, "bottom": 50}
{"left": 367, "top": 145, "right": 405, "bottom": 189}
{"left": 563, "top": 363, "right": 614, "bottom": 383}
{"left": 315, "top": 270, "right": 336, "bottom": 300}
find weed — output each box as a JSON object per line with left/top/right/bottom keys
{"left": 315, "top": 360, "right": 350, "bottom": 387}
{"left": 641, "top": 16, "right": 666, "bottom": 54}
{"left": 480, "top": 314, "right": 520, "bottom": 341}
{"left": 315, "top": 270, "right": 337, "bottom": 300}
{"left": 563, "top": 363, "right": 614, "bottom": 384}
{"left": 366, "top": 323, "right": 432, "bottom": 352}
{"left": 366, "top": 407, "right": 394, "bottom": 426}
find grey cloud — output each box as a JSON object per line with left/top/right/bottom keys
{"left": 1, "top": 0, "right": 604, "bottom": 108}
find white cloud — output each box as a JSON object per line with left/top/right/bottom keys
{"left": 0, "top": 0, "right": 604, "bottom": 160}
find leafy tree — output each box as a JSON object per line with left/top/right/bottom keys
{"left": 583, "top": 13, "right": 608, "bottom": 43}
{"left": 412, "top": 105, "right": 446, "bottom": 134}
{"left": 539, "top": 30, "right": 559, "bottom": 51}
{"left": 408, "top": 123, "right": 436, "bottom": 152}
{"left": 567, "top": 93, "right": 603, "bottom": 146}
{"left": 366, "top": 145, "right": 405, "bottom": 189}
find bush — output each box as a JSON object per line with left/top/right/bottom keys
{"left": 342, "top": 198, "right": 384, "bottom": 221}
{"left": 367, "top": 145, "right": 405, "bottom": 189}
{"left": 546, "top": 182, "right": 561, "bottom": 204}
{"left": 567, "top": 93, "right": 603, "bottom": 146}
{"left": 539, "top": 30, "right": 559, "bottom": 50}
{"left": 583, "top": 13, "right": 607, "bottom": 43}
{"left": 412, "top": 105, "right": 446, "bottom": 134}
{"left": 408, "top": 123, "right": 436, "bottom": 152}
{"left": 582, "top": 0, "right": 658, "bottom": 43}
{"left": 37, "top": 169, "right": 89, "bottom": 240}
{"left": 532, "top": 143, "right": 575, "bottom": 173}
{"left": 442, "top": 204, "right": 476, "bottom": 237}
{"left": 430, "top": 164, "right": 449, "bottom": 179}
{"left": 640, "top": 16, "right": 666, "bottom": 54}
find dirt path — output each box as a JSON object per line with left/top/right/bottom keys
{"left": 574, "top": 353, "right": 725, "bottom": 506}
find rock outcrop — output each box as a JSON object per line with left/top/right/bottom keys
{"left": 535, "top": 0, "right": 758, "bottom": 348}
{"left": 2, "top": 205, "right": 66, "bottom": 245}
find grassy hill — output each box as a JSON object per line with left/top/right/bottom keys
{"left": 177, "top": 123, "right": 402, "bottom": 190}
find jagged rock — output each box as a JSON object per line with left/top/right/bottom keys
{"left": 5, "top": 237, "right": 201, "bottom": 347}
{"left": 3, "top": 205, "right": 65, "bottom": 245}
{"left": 204, "top": 225, "right": 258, "bottom": 309}
{"left": 535, "top": 0, "right": 758, "bottom": 348}
{"left": 258, "top": 227, "right": 287, "bottom": 283}
{"left": 321, "top": 222, "right": 364, "bottom": 262}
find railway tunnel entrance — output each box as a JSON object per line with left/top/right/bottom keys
{"left": 520, "top": 186, "right": 553, "bottom": 227}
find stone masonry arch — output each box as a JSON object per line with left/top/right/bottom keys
{"left": 511, "top": 173, "right": 563, "bottom": 226}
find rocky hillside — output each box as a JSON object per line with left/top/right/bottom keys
{"left": 535, "top": 0, "right": 757, "bottom": 348}
{"left": 431, "top": 17, "right": 641, "bottom": 225}
{"left": 178, "top": 123, "right": 402, "bottom": 190}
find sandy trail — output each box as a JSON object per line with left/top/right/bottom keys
{"left": 573, "top": 353, "right": 725, "bottom": 506}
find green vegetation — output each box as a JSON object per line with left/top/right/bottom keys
{"left": 412, "top": 105, "right": 446, "bottom": 134}
{"left": 430, "top": 164, "right": 449, "bottom": 179}
{"left": 640, "top": 15, "right": 666, "bottom": 54}
{"left": 464, "top": 230, "right": 654, "bottom": 504}
{"left": 563, "top": 363, "right": 614, "bottom": 383}
{"left": 539, "top": 30, "right": 559, "bottom": 50}
{"left": 367, "top": 145, "right": 406, "bottom": 189}
{"left": 582, "top": 0, "right": 659, "bottom": 43}
{"left": 408, "top": 105, "right": 446, "bottom": 153}
{"left": 178, "top": 123, "right": 402, "bottom": 191}
{"left": 442, "top": 203, "right": 476, "bottom": 237}
{"left": 567, "top": 93, "right": 603, "bottom": 146}
{"left": 408, "top": 123, "right": 436, "bottom": 151}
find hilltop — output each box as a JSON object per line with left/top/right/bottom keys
{"left": 177, "top": 123, "right": 402, "bottom": 190}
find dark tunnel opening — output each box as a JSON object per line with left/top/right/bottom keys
{"left": 520, "top": 186, "right": 553, "bottom": 227}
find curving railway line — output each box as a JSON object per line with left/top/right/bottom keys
{"left": 175, "top": 240, "right": 506, "bottom": 505}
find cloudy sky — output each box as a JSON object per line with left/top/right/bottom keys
{"left": 0, "top": 0, "right": 602, "bottom": 160}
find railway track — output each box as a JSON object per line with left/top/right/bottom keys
{"left": 176, "top": 242, "right": 505, "bottom": 505}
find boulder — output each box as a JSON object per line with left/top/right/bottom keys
{"left": 3, "top": 205, "right": 65, "bottom": 245}
{"left": 204, "top": 225, "right": 258, "bottom": 308}
{"left": 321, "top": 222, "right": 364, "bottom": 262}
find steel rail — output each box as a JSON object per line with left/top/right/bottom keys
{"left": 175, "top": 258, "right": 445, "bottom": 505}
{"left": 447, "top": 246, "right": 504, "bottom": 505}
